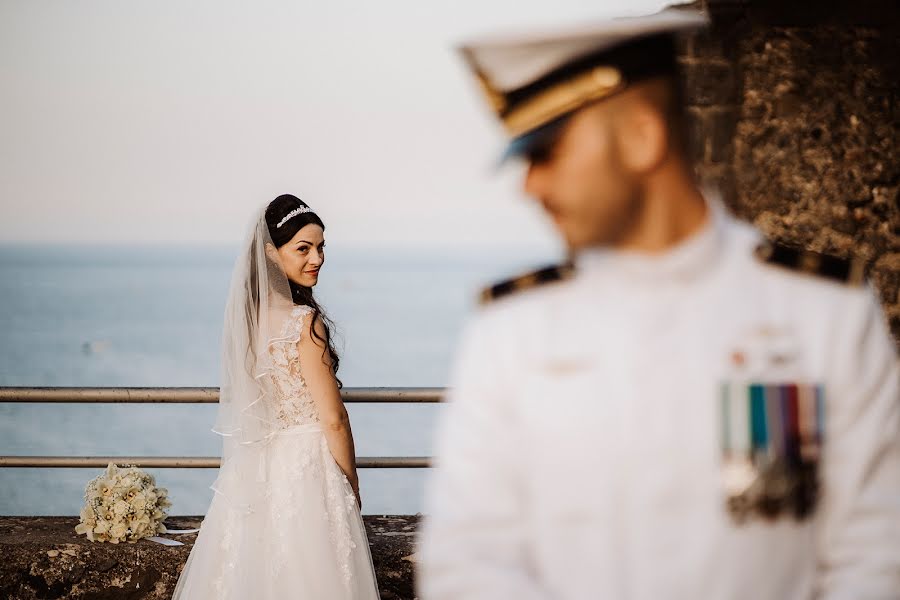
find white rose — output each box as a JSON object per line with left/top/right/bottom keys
{"left": 113, "top": 500, "right": 130, "bottom": 517}
{"left": 131, "top": 521, "right": 149, "bottom": 539}
{"left": 110, "top": 522, "right": 128, "bottom": 540}
{"left": 130, "top": 492, "right": 147, "bottom": 511}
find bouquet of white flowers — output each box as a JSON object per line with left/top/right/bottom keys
{"left": 74, "top": 463, "right": 172, "bottom": 543}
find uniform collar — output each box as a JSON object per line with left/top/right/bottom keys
{"left": 575, "top": 192, "right": 728, "bottom": 283}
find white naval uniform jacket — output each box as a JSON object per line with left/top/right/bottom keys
{"left": 419, "top": 205, "right": 900, "bottom": 600}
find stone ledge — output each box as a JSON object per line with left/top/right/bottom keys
{"left": 0, "top": 516, "right": 419, "bottom": 600}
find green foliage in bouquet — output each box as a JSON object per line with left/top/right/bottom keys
{"left": 74, "top": 463, "right": 173, "bottom": 543}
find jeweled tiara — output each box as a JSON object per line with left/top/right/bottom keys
{"left": 276, "top": 206, "right": 313, "bottom": 228}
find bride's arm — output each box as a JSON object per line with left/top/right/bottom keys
{"left": 298, "top": 314, "right": 360, "bottom": 504}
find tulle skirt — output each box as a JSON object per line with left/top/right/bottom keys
{"left": 172, "top": 423, "right": 380, "bottom": 599}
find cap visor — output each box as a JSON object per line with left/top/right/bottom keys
{"left": 498, "top": 114, "right": 571, "bottom": 164}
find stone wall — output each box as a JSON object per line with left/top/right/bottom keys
{"left": 681, "top": 0, "right": 900, "bottom": 343}
{"left": 0, "top": 516, "right": 418, "bottom": 600}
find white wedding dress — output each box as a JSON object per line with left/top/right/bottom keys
{"left": 173, "top": 305, "right": 380, "bottom": 599}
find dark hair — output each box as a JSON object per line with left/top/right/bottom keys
{"left": 265, "top": 193, "right": 342, "bottom": 387}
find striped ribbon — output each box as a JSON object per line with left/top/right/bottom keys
{"left": 720, "top": 382, "right": 824, "bottom": 470}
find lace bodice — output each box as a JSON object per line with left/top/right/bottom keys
{"left": 267, "top": 305, "right": 320, "bottom": 428}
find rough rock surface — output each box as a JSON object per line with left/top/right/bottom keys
{"left": 0, "top": 516, "right": 419, "bottom": 600}
{"left": 734, "top": 25, "right": 899, "bottom": 331}
{"left": 683, "top": 0, "right": 900, "bottom": 344}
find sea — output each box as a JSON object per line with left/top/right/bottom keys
{"left": 0, "top": 243, "right": 557, "bottom": 516}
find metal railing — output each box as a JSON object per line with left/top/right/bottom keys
{"left": 0, "top": 387, "right": 443, "bottom": 469}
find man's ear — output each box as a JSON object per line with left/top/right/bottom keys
{"left": 615, "top": 102, "right": 668, "bottom": 175}
{"left": 265, "top": 242, "right": 281, "bottom": 266}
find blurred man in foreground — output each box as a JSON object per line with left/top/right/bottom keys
{"left": 419, "top": 9, "right": 900, "bottom": 600}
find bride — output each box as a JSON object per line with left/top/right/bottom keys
{"left": 173, "top": 194, "right": 380, "bottom": 599}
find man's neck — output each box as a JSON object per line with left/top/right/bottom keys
{"left": 615, "top": 161, "right": 709, "bottom": 254}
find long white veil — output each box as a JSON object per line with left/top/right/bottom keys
{"left": 210, "top": 207, "right": 294, "bottom": 513}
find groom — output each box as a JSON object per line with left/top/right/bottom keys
{"left": 419, "top": 9, "right": 900, "bottom": 600}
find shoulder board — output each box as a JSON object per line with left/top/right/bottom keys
{"left": 479, "top": 262, "right": 575, "bottom": 305}
{"left": 754, "top": 241, "right": 866, "bottom": 286}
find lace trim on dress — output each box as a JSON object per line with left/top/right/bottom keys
{"left": 267, "top": 305, "right": 320, "bottom": 428}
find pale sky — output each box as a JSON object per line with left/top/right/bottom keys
{"left": 0, "top": 0, "right": 669, "bottom": 247}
